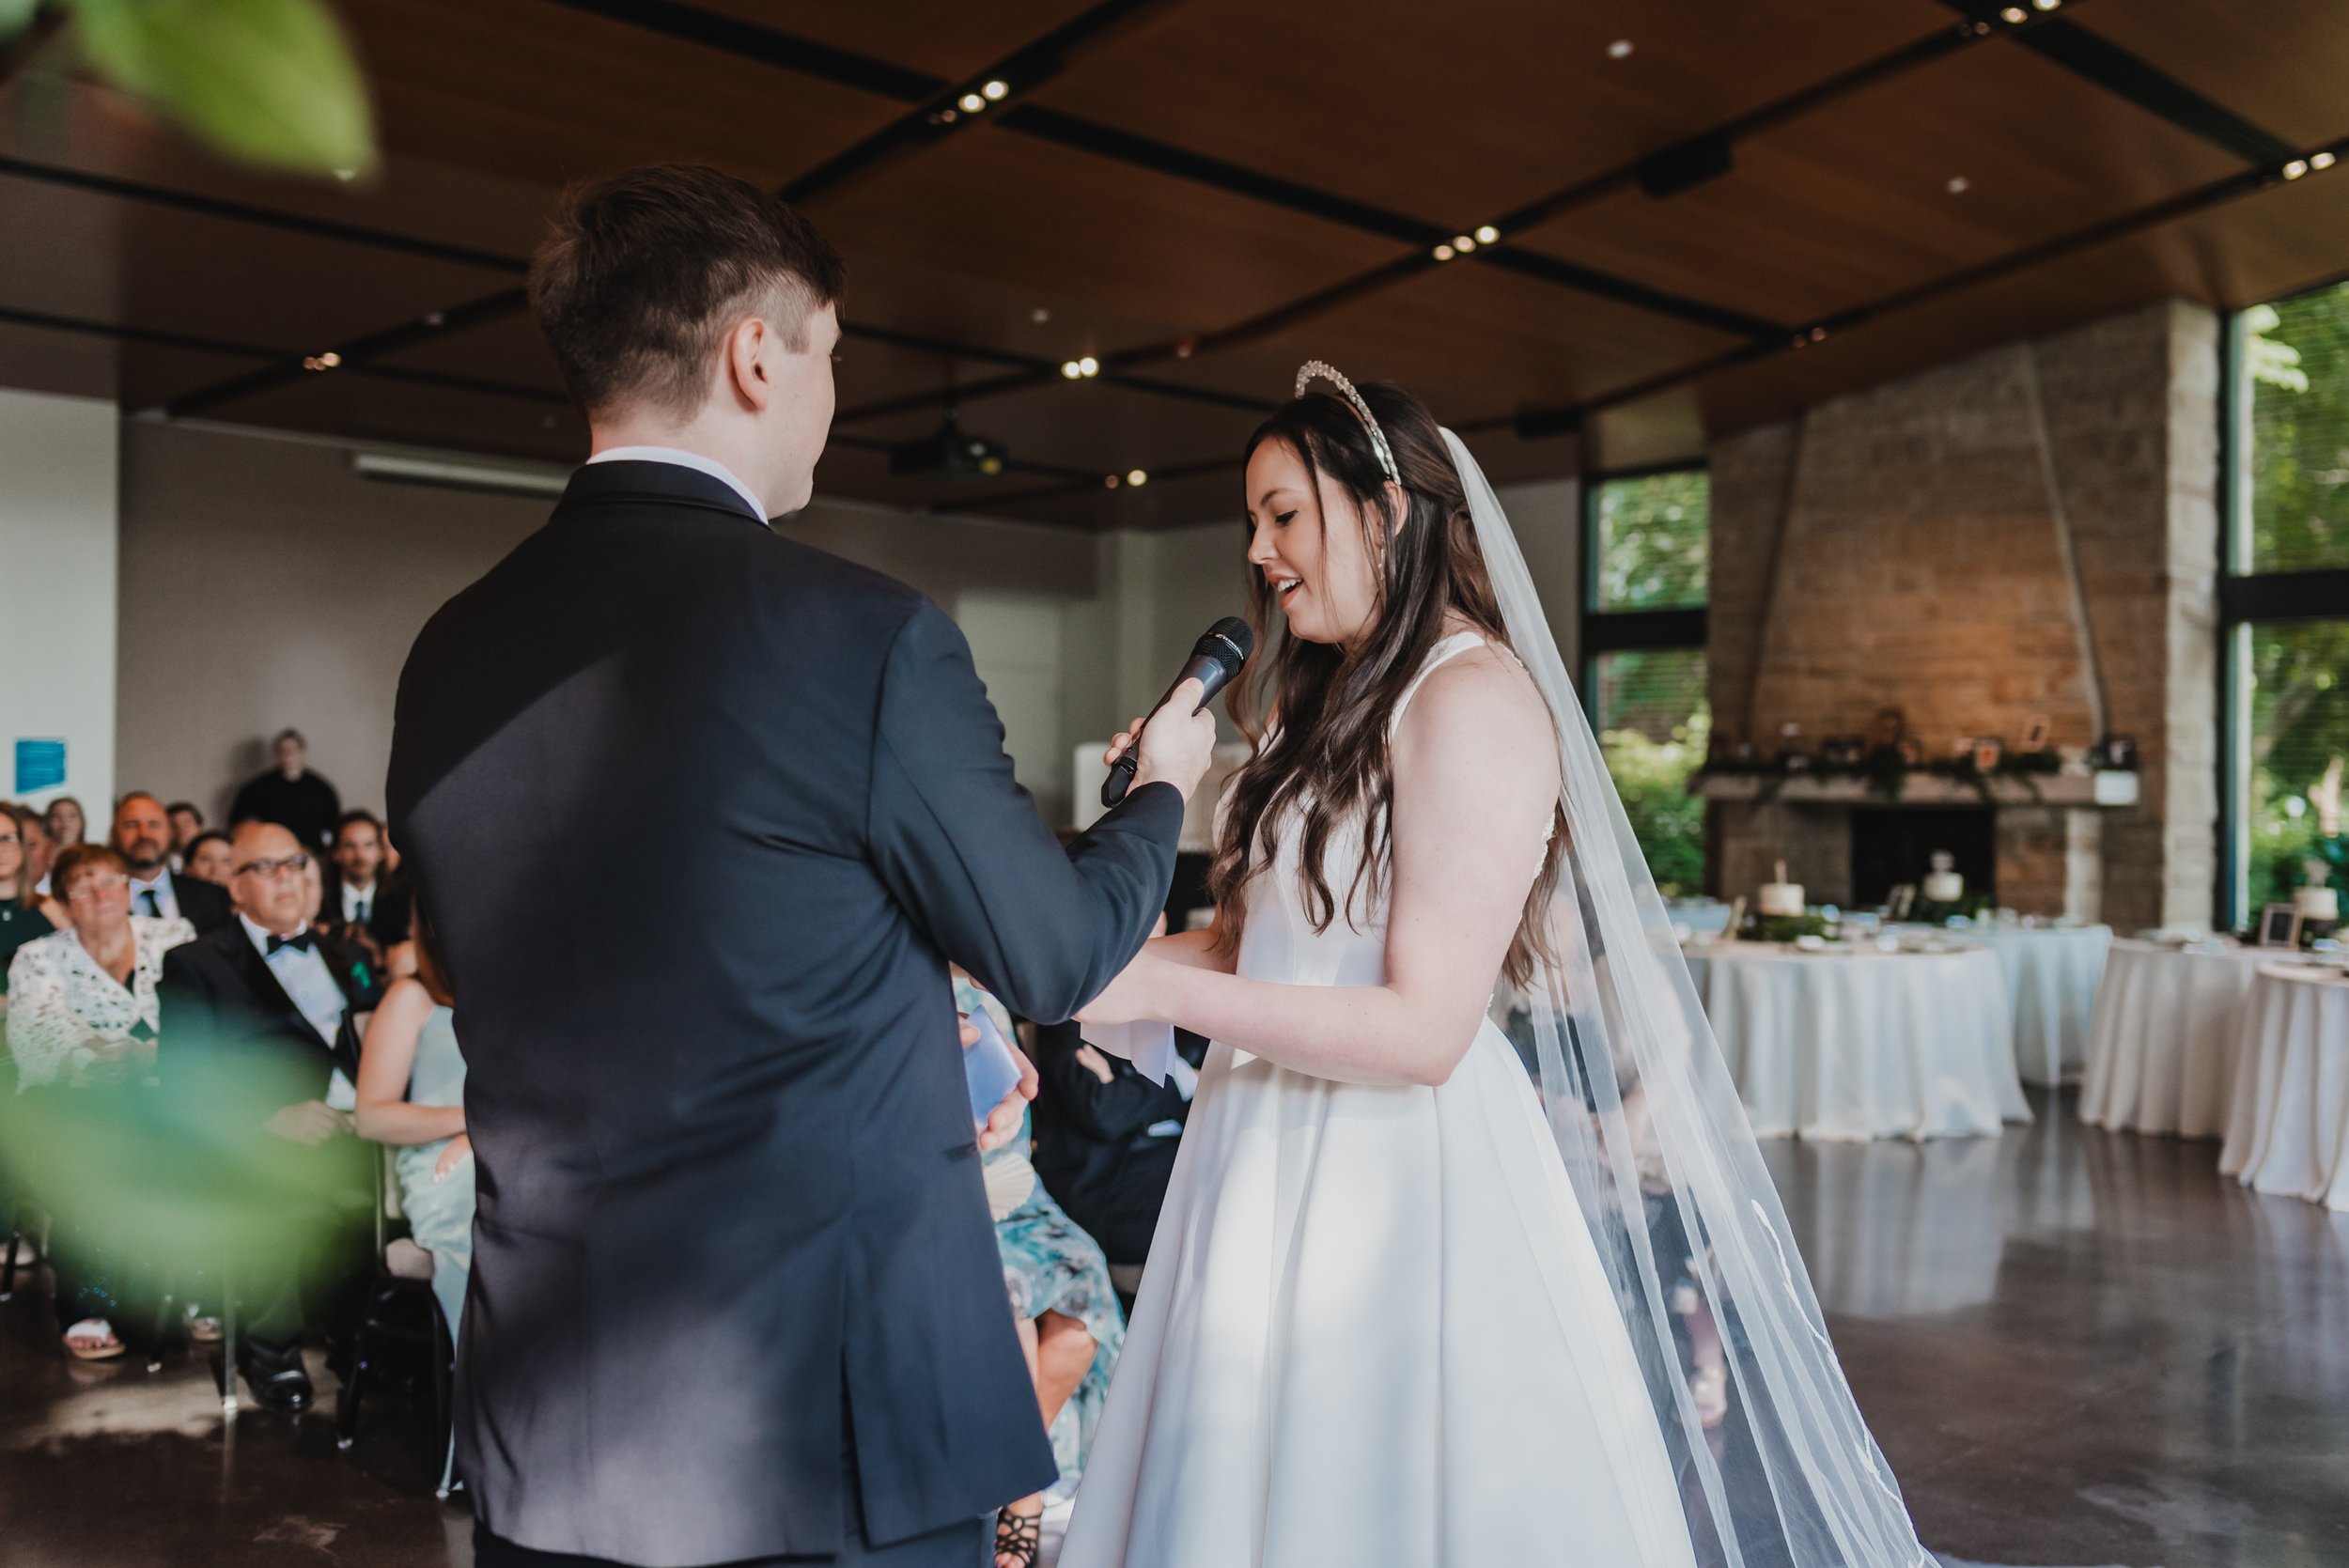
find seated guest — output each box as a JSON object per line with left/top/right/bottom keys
{"left": 0, "top": 807, "right": 55, "bottom": 1016}
{"left": 1029, "top": 1017, "right": 1207, "bottom": 1275}
{"left": 44, "top": 796, "right": 88, "bottom": 848}
{"left": 957, "top": 974, "right": 1126, "bottom": 1568}
{"left": 166, "top": 802, "right": 205, "bottom": 869}
{"left": 6, "top": 845, "right": 195, "bottom": 1359}
{"left": 322, "top": 810, "right": 412, "bottom": 968}
{"left": 229, "top": 729, "right": 341, "bottom": 852}
{"left": 110, "top": 792, "right": 232, "bottom": 936}
{"left": 14, "top": 804, "right": 57, "bottom": 902}
{"left": 159, "top": 821, "right": 382, "bottom": 1411}
{"left": 181, "top": 831, "right": 234, "bottom": 888}
{"left": 354, "top": 915, "right": 470, "bottom": 1488}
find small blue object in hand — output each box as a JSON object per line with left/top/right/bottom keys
{"left": 963, "top": 1005, "right": 1023, "bottom": 1126}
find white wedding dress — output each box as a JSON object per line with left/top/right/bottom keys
{"left": 1059, "top": 632, "right": 1700, "bottom": 1568}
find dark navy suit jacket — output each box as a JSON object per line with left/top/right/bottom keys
{"left": 385, "top": 460, "right": 1181, "bottom": 1562}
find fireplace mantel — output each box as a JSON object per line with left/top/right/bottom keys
{"left": 1694, "top": 771, "right": 2139, "bottom": 810}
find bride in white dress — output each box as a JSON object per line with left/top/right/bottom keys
{"left": 1060, "top": 366, "right": 1932, "bottom": 1568}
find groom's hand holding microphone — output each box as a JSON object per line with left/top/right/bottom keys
{"left": 968, "top": 652, "right": 1226, "bottom": 1147}
{"left": 1104, "top": 678, "right": 1221, "bottom": 803}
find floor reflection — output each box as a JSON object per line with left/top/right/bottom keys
{"left": 4, "top": 1089, "right": 2346, "bottom": 1567}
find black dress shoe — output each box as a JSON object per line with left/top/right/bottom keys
{"left": 241, "top": 1362, "right": 315, "bottom": 1413}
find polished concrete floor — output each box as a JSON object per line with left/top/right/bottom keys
{"left": 3, "top": 1090, "right": 2345, "bottom": 1567}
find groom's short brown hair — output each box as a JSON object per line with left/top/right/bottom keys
{"left": 531, "top": 164, "right": 847, "bottom": 421}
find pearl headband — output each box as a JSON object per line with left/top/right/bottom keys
{"left": 1294, "top": 360, "right": 1401, "bottom": 486}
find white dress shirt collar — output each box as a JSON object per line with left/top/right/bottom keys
{"left": 239, "top": 911, "right": 310, "bottom": 954}
{"left": 128, "top": 866, "right": 178, "bottom": 919}
{"left": 586, "top": 445, "right": 768, "bottom": 523}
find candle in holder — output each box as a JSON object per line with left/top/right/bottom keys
{"left": 1922, "top": 850, "right": 1964, "bottom": 906}
{"left": 1757, "top": 860, "right": 1805, "bottom": 918}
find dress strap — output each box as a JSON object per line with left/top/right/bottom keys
{"left": 1389, "top": 630, "right": 1487, "bottom": 736}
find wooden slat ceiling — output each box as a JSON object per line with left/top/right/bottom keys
{"left": 0, "top": 0, "right": 2343, "bottom": 529}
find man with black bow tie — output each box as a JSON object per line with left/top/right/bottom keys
{"left": 160, "top": 820, "right": 382, "bottom": 1412}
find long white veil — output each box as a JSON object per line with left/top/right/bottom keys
{"left": 1442, "top": 427, "right": 1933, "bottom": 1568}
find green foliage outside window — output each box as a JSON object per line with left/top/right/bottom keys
{"left": 2239, "top": 288, "right": 2349, "bottom": 906}
{"left": 1593, "top": 470, "right": 1708, "bottom": 613}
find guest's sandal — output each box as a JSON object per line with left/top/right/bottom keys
{"left": 993, "top": 1500, "right": 1043, "bottom": 1568}
{"left": 186, "top": 1304, "right": 223, "bottom": 1343}
{"left": 63, "top": 1318, "right": 126, "bottom": 1361}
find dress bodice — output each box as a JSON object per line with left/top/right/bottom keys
{"left": 407, "top": 1004, "right": 467, "bottom": 1109}
{"left": 1232, "top": 631, "right": 1488, "bottom": 992}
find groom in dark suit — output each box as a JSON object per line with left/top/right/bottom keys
{"left": 386, "top": 165, "right": 1215, "bottom": 1568}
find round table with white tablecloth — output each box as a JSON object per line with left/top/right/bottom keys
{"left": 1976, "top": 924, "right": 2111, "bottom": 1087}
{"left": 2077, "top": 939, "right": 2276, "bottom": 1137}
{"left": 1683, "top": 942, "right": 2030, "bottom": 1141}
{"left": 2219, "top": 965, "right": 2349, "bottom": 1208}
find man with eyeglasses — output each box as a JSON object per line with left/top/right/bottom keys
{"left": 109, "top": 792, "right": 231, "bottom": 937}
{"left": 159, "top": 820, "right": 383, "bottom": 1413}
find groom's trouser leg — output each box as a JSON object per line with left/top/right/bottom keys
{"left": 473, "top": 1385, "right": 990, "bottom": 1567}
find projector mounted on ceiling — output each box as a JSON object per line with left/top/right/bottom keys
{"left": 888, "top": 411, "right": 1006, "bottom": 479}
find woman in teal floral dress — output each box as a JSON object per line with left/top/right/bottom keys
{"left": 957, "top": 974, "right": 1126, "bottom": 1568}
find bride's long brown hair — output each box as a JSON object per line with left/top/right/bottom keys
{"left": 1209, "top": 381, "right": 1566, "bottom": 989}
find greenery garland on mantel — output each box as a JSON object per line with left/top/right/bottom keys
{"left": 1693, "top": 748, "right": 2067, "bottom": 806}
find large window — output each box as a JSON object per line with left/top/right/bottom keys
{"left": 1584, "top": 467, "right": 1710, "bottom": 897}
{"left": 2226, "top": 285, "right": 2349, "bottom": 921}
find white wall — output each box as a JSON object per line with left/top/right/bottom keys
{"left": 0, "top": 388, "right": 118, "bottom": 816}
{"left": 114, "top": 421, "right": 1115, "bottom": 829}
{"left": 107, "top": 421, "right": 1579, "bottom": 840}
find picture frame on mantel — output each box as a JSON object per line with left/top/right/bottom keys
{"left": 2258, "top": 903, "right": 2303, "bottom": 949}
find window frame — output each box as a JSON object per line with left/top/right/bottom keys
{"left": 1579, "top": 458, "right": 1711, "bottom": 722}
{"left": 2218, "top": 295, "right": 2349, "bottom": 927}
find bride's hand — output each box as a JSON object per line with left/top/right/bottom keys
{"left": 1077, "top": 955, "right": 1162, "bottom": 1027}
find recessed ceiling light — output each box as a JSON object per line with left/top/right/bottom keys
{"left": 1999, "top": 6, "right": 2026, "bottom": 21}
{"left": 1030, "top": 306, "right": 1051, "bottom": 323}
{"left": 1061, "top": 360, "right": 1082, "bottom": 380}
{"left": 1607, "top": 39, "right": 1633, "bottom": 59}
{"left": 2283, "top": 159, "right": 2310, "bottom": 179}
{"left": 1432, "top": 243, "right": 1455, "bottom": 261}
{"left": 1102, "top": 474, "right": 1121, "bottom": 489}
{"left": 2312, "top": 151, "right": 2339, "bottom": 170}
{"left": 1453, "top": 234, "right": 1477, "bottom": 253}
{"left": 982, "top": 80, "right": 1009, "bottom": 101}
{"left": 1078, "top": 356, "right": 1099, "bottom": 377}
{"left": 2031, "top": 0, "right": 2061, "bottom": 9}
{"left": 957, "top": 92, "right": 985, "bottom": 113}
{"left": 1946, "top": 175, "right": 1970, "bottom": 194}
{"left": 1474, "top": 225, "right": 1500, "bottom": 244}
{"left": 1127, "top": 469, "right": 1149, "bottom": 487}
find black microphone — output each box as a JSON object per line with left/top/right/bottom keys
{"left": 1100, "top": 616, "right": 1254, "bottom": 808}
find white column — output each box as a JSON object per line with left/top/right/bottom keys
{"left": 0, "top": 388, "right": 117, "bottom": 815}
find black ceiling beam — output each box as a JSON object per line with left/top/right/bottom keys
{"left": 0, "top": 154, "right": 1252, "bottom": 421}
{"left": 552, "top": 0, "right": 1775, "bottom": 339}
{"left": 846, "top": 8, "right": 2095, "bottom": 434}
{"left": 0, "top": 303, "right": 575, "bottom": 407}
{"left": 778, "top": 0, "right": 1178, "bottom": 204}
{"left": 1936, "top": 1, "right": 2297, "bottom": 164}
{"left": 952, "top": 132, "right": 2349, "bottom": 514}
{"left": 545, "top": 0, "right": 940, "bottom": 101}
{"left": 0, "top": 155, "right": 534, "bottom": 274}
{"left": 840, "top": 9, "right": 2041, "bottom": 432}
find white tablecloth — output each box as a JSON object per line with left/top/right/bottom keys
{"left": 1684, "top": 944, "right": 2030, "bottom": 1141}
{"left": 2219, "top": 966, "right": 2349, "bottom": 1208}
{"left": 1975, "top": 924, "right": 2111, "bottom": 1087}
{"left": 2078, "top": 940, "right": 2274, "bottom": 1137}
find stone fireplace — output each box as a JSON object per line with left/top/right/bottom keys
{"left": 1700, "top": 301, "right": 2218, "bottom": 928}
